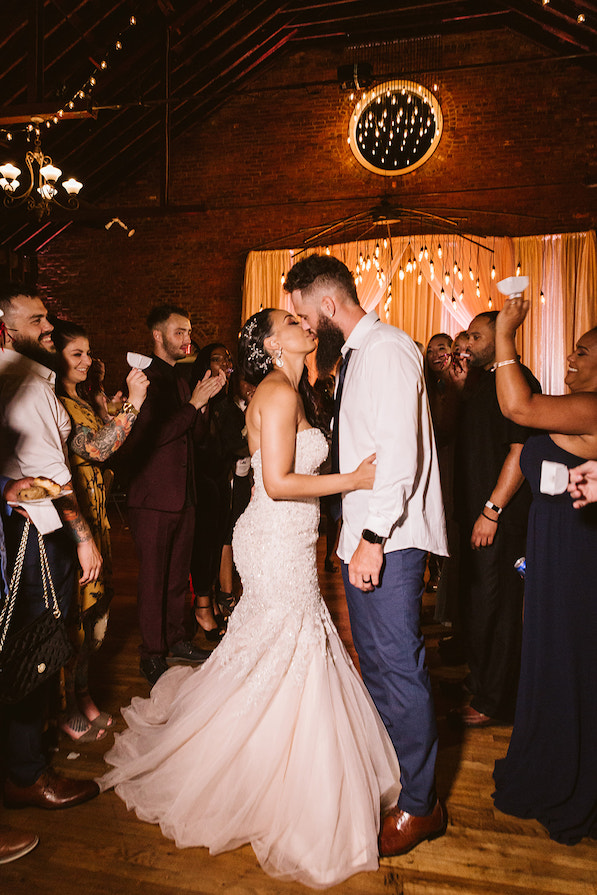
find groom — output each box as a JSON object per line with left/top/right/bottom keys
{"left": 286, "top": 255, "right": 448, "bottom": 856}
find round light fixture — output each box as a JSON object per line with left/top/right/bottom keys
{"left": 348, "top": 80, "right": 443, "bottom": 176}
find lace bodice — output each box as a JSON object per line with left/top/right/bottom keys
{"left": 220, "top": 427, "right": 331, "bottom": 694}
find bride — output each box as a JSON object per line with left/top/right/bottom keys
{"left": 100, "top": 308, "right": 401, "bottom": 889}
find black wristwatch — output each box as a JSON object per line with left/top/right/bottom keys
{"left": 362, "top": 529, "right": 385, "bottom": 545}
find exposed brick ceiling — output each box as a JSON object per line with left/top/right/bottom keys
{"left": 1, "top": 0, "right": 596, "bottom": 250}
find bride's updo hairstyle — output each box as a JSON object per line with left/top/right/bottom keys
{"left": 238, "top": 309, "right": 275, "bottom": 386}
{"left": 238, "top": 308, "right": 323, "bottom": 430}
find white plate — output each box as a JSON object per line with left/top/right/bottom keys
{"left": 8, "top": 488, "right": 73, "bottom": 506}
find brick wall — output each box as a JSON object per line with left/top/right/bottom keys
{"left": 35, "top": 30, "right": 596, "bottom": 389}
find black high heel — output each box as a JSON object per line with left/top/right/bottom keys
{"left": 193, "top": 596, "right": 225, "bottom": 642}
{"left": 215, "top": 590, "right": 237, "bottom": 618}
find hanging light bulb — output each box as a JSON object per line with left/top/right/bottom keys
{"left": 383, "top": 237, "right": 388, "bottom": 248}
{"left": 440, "top": 287, "right": 445, "bottom": 301}
{"left": 280, "top": 274, "right": 286, "bottom": 285}
{"left": 516, "top": 261, "right": 521, "bottom": 276}
{"left": 418, "top": 246, "right": 424, "bottom": 262}
{"left": 491, "top": 265, "right": 496, "bottom": 280}
{"left": 429, "top": 260, "right": 434, "bottom": 280}
{"left": 417, "top": 272, "right": 422, "bottom": 285}
{"left": 458, "top": 267, "right": 463, "bottom": 282}
{"left": 488, "top": 297, "right": 493, "bottom": 309}
{"left": 453, "top": 261, "right": 458, "bottom": 275}
{"left": 399, "top": 266, "right": 405, "bottom": 280}
{"left": 366, "top": 255, "right": 372, "bottom": 271}
{"left": 540, "top": 290, "right": 545, "bottom": 304}
{"left": 424, "top": 245, "right": 429, "bottom": 260}
{"left": 406, "top": 259, "right": 413, "bottom": 273}
{"left": 375, "top": 242, "right": 380, "bottom": 258}
{"left": 476, "top": 285, "right": 481, "bottom": 298}
{"left": 437, "top": 243, "right": 443, "bottom": 259}
{"left": 444, "top": 272, "right": 450, "bottom": 285}
{"left": 469, "top": 266, "right": 474, "bottom": 281}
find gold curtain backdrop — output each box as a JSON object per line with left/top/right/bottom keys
{"left": 242, "top": 231, "right": 597, "bottom": 394}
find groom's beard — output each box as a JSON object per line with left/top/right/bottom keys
{"left": 315, "top": 316, "right": 345, "bottom": 378}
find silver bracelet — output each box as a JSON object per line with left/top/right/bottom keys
{"left": 491, "top": 359, "right": 518, "bottom": 372}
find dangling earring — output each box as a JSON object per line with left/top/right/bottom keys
{"left": 274, "top": 348, "right": 284, "bottom": 368}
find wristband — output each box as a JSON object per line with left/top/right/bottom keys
{"left": 491, "top": 359, "right": 517, "bottom": 372}
{"left": 362, "top": 529, "right": 385, "bottom": 545}
{"left": 122, "top": 401, "right": 139, "bottom": 417}
{"left": 484, "top": 500, "right": 502, "bottom": 515}
{"left": 481, "top": 511, "right": 499, "bottom": 523}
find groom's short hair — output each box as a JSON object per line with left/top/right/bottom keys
{"left": 284, "top": 255, "right": 359, "bottom": 306}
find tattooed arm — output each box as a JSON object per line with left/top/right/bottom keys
{"left": 69, "top": 410, "right": 138, "bottom": 463}
{"left": 56, "top": 489, "right": 103, "bottom": 584}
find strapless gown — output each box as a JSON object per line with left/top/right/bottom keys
{"left": 100, "top": 427, "right": 401, "bottom": 888}
{"left": 493, "top": 434, "right": 597, "bottom": 843}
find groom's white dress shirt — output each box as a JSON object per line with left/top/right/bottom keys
{"left": 336, "top": 311, "right": 448, "bottom": 562}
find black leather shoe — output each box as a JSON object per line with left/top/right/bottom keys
{"left": 168, "top": 640, "right": 211, "bottom": 665}
{"left": 139, "top": 655, "right": 169, "bottom": 685}
{"left": 4, "top": 769, "right": 99, "bottom": 810}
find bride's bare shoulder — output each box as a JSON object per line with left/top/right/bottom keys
{"left": 254, "top": 374, "right": 298, "bottom": 409}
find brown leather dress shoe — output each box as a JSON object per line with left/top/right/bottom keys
{"left": 4, "top": 768, "right": 100, "bottom": 810}
{"left": 379, "top": 798, "right": 447, "bottom": 857}
{"left": 0, "top": 826, "right": 39, "bottom": 864}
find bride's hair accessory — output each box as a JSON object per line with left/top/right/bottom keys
{"left": 239, "top": 310, "right": 276, "bottom": 384}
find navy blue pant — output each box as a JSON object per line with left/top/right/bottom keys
{"left": 342, "top": 547, "right": 438, "bottom": 816}
{"left": 2, "top": 516, "right": 75, "bottom": 786}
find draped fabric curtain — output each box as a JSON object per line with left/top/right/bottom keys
{"left": 242, "top": 231, "right": 597, "bottom": 394}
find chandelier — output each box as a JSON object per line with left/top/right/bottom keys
{"left": 0, "top": 126, "right": 82, "bottom": 219}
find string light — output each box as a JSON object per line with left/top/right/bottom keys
{"left": 469, "top": 266, "right": 474, "bottom": 281}
{"left": 577, "top": 14, "right": 585, "bottom": 23}
{"left": 540, "top": 290, "right": 546, "bottom": 304}
{"left": 516, "top": 261, "right": 522, "bottom": 276}
{"left": 440, "top": 287, "right": 445, "bottom": 301}
{"left": 491, "top": 265, "right": 496, "bottom": 280}
{"left": 1, "top": 15, "right": 137, "bottom": 145}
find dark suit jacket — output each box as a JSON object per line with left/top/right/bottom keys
{"left": 118, "top": 356, "right": 206, "bottom": 513}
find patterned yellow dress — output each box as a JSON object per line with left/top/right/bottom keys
{"left": 61, "top": 396, "right": 136, "bottom": 648}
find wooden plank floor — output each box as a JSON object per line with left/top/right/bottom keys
{"left": 3, "top": 514, "right": 596, "bottom": 895}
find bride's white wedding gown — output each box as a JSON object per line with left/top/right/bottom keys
{"left": 100, "top": 427, "right": 400, "bottom": 889}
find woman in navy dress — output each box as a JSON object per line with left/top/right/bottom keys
{"left": 491, "top": 297, "right": 597, "bottom": 844}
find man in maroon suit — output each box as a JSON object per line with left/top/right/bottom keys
{"left": 121, "top": 305, "right": 225, "bottom": 685}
